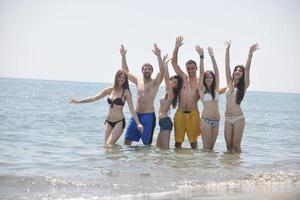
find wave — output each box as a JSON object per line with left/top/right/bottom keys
{"left": 1, "top": 169, "right": 299, "bottom": 200}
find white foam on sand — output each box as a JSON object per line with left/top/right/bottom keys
{"left": 59, "top": 170, "right": 300, "bottom": 200}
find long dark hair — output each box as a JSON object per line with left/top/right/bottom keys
{"left": 233, "top": 65, "right": 245, "bottom": 104}
{"left": 113, "top": 69, "right": 130, "bottom": 93}
{"left": 203, "top": 70, "right": 216, "bottom": 99}
{"left": 166, "top": 75, "right": 183, "bottom": 109}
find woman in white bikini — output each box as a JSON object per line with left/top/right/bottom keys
{"left": 196, "top": 45, "right": 222, "bottom": 150}
{"left": 156, "top": 55, "right": 183, "bottom": 149}
{"left": 70, "top": 69, "right": 143, "bottom": 147}
{"left": 224, "top": 41, "right": 259, "bottom": 153}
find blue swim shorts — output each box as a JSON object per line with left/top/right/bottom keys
{"left": 125, "top": 112, "right": 156, "bottom": 145}
{"left": 159, "top": 117, "right": 173, "bottom": 132}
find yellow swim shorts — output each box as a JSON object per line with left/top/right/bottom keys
{"left": 174, "top": 109, "right": 201, "bottom": 143}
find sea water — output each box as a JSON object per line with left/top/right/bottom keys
{"left": 0, "top": 78, "right": 300, "bottom": 200}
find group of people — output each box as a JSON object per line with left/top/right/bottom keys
{"left": 70, "top": 36, "right": 259, "bottom": 153}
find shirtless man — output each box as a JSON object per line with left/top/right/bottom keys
{"left": 171, "top": 36, "right": 201, "bottom": 149}
{"left": 120, "top": 44, "right": 165, "bottom": 145}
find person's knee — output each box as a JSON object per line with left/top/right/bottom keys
{"left": 233, "top": 138, "right": 241, "bottom": 146}
{"left": 160, "top": 143, "right": 169, "bottom": 149}
{"left": 233, "top": 146, "right": 241, "bottom": 153}
{"left": 226, "top": 142, "right": 233, "bottom": 150}
{"left": 233, "top": 142, "right": 240, "bottom": 149}
{"left": 106, "top": 142, "right": 114, "bottom": 147}
{"left": 203, "top": 144, "right": 210, "bottom": 150}
{"left": 175, "top": 142, "right": 182, "bottom": 148}
{"left": 124, "top": 140, "right": 132, "bottom": 145}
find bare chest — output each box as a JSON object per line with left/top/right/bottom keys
{"left": 137, "top": 80, "right": 157, "bottom": 97}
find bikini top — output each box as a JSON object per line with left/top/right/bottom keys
{"left": 160, "top": 97, "right": 170, "bottom": 105}
{"left": 203, "top": 93, "right": 219, "bottom": 102}
{"left": 107, "top": 89, "right": 125, "bottom": 108}
{"left": 226, "top": 87, "right": 237, "bottom": 96}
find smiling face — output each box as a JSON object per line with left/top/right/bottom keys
{"left": 117, "top": 73, "right": 126, "bottom": 87}
{"left": 233, "top": 65, "right": 245, "bottom": 80}
{"left": 142, "top": 64, "right": 153, "bottom": 79}
{"left": 169, "top": 78, "right": 178, "bottom": 89}
{"left": 204, "top": 72, "right": 214, "bottom": 87}
{"left": 185, "top": 60, "right": 197, "bottom": 78}
{"left": 169, "top": 75, "right": 183, "bottom": 94}
{"left": 113, "top": 69, "right": 129, "bottom": 90}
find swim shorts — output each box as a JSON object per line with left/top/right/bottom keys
{"left": 159, "top": 117, "right": 173, "bottom": 132}
{"left": 174, "top": 109, "right": 201, "bottom": 143}
{"left": 125, "top": 112, "right": 156, "bottom": 145}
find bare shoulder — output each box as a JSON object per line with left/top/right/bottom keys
{"left": 123, "top": 88, "right": 133, "bottom": 99}
{"left": 124, "top": 88, "right": 131, "bottom": 95}
{"left": 136, "top": 77, "right": 144, "bottom": 84}
{"left": 151, "top": 78, "right": 160, "bottom": 87}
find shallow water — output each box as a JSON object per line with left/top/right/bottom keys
{"left": 1, "top": 78, "right": 300, "bottom": 199}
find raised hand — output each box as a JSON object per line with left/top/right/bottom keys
{"left": 208, "top": 46, "right": 214, "bottom": 57}
{"left": 249, "top": 43, "right": 260, "bottom": 56}
{"left": 120, "top": 44, "right": 127, "bottom": 56}
{"left": 195, "top": 45, "right": 204, "bottom": 56}
{"left": 175, "top": 36, "right": 184, "bottom": 48}
{"left": 152, "top": 43, "right": 161, "bottom": 56}
{"left": 162, "top": 53, "right": 168, "bottom": 63}
{"left": 225, "top": 40, "right": 231, "bottom": 51}
{"left": 165, "top": 58, "right": 172, "bottom": 65}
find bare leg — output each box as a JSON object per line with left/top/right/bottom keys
{"left": 106, "top": 122, "right": 124, "bottom": 147}
{"left": 160, "top": 131, "right": 170, "bottom": 149}
{"left": 210, "top": 125, "right": 219, "bottom": 150}
{"left": 104, "top": 124, "right": 113, "bottom": 144}
{"left": 201, "top": 121, "right": 212, "bottom": 150}
{"left": 156, "top": 131, "right": 163, "bottom": 148}
{"left": 233, "top": 118, "right": 245, "bottom": 153}
{"left": 224, "top": 121, "right": 234, "bottom": 152}
{"left": 124, "top": 140, "right": 132, "bottom": 145}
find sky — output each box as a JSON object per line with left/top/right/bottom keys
{"left": 0, "top": 0, "right": 300, "bottom": 94}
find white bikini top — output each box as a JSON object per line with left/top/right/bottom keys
{"left": 203, "top": 93, "right": 219, "bottom": 102}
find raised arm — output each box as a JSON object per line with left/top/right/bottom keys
{"left": 152, "top": 43, "right": 165, "bottom": 85}
{"left": 225, "top": 40, "right": 232, "bottom": 87}
{"left": 171, "top": 36, "right": 185, "bottom": 77}
{"left": 195, "top": 45, "right": 205, "bottom": 91}
{"left": 244, "top": 43, "right": 259, "bottom": 89}
{"left": 208, "top": 47, "right": 220, "bottom": 89}
{"left": 124, "top": 90, "right": 144, "bottom": 133}
{"left": 163, "top": 55, "right": 174, "bottom": 99}
{"left": 120, "top": 45, "right": 138, "bottom": 84}
{"left": 69, "top": 87, "right": 112, "bottom": 104}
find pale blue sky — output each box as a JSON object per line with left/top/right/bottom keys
{"left": 1, "top": 0, "right": 300, "bottom": 93}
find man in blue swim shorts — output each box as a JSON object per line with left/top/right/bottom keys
{"left": 120, "top": 44, "right": 165, "bottom": 145}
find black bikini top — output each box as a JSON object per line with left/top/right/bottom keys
{"left": 107, "top": 89, "right": 125, "bottom": 108}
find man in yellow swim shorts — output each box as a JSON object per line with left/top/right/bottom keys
{"left": 171, "top": 36, "right": 201, "bottom": 149}
{"left": 174, "top": 110, "right": 200, "bottom": 148}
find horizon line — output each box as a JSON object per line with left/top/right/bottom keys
{"left": 1, "top": 76, "right": 299, "bottom": 95}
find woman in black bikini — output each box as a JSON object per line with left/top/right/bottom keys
{"left": 70, "top": 69, "right": 143, "bottom": 146}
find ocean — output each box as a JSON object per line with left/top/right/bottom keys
{"left": 1, "top": 78, "right": 300, "bottom": 200}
